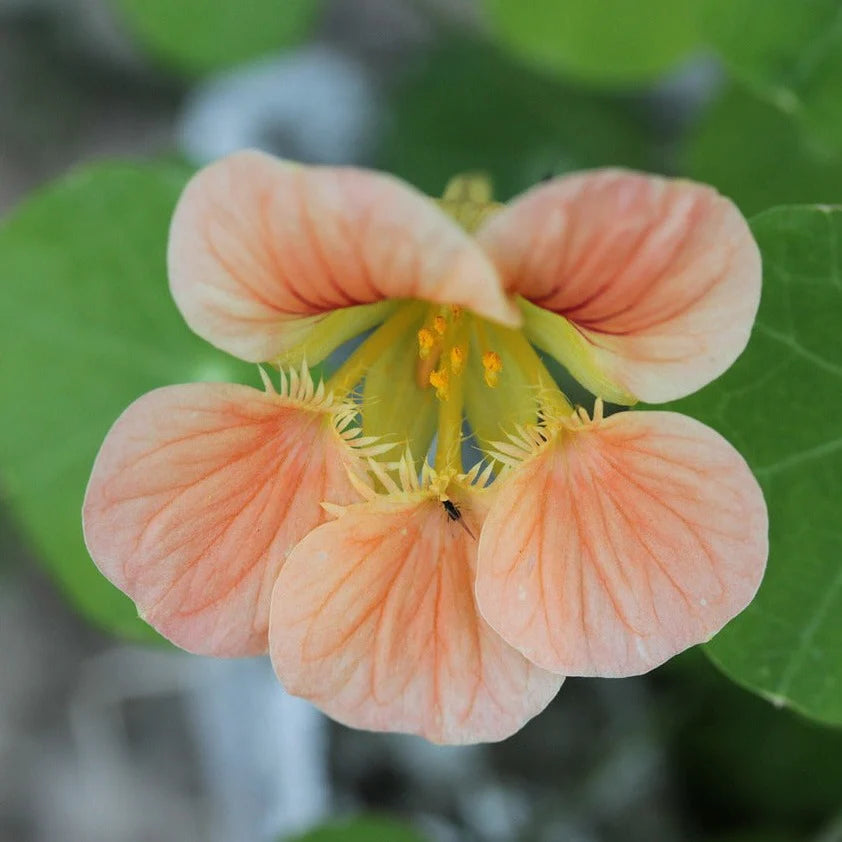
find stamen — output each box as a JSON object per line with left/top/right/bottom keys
{"left": 429, "top": 367, "right": 449, "bottom": 401}
{"left": 417, "top": 327, "right": 436, "bottom": 359}
{"left": 482, "top": 351, "right": 503, "bottom": 388}
{"left": 433, "top": 314, "right": 448, "bottom": 336}
{"left": 450, "top": 304, "right": 463, "bottom": 321}
{"left": 450, "top": 345, "right": 466, "bottom": 375}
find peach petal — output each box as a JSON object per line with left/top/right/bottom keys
{"left": 476, "top": 411, "right": 768, "bottom": 677}
{"left": 477, "top": 169, "right": 761, "bottom": 402}
{"left": 269, "top": 493, "right": 562, "bottom": 744}
{"left": 169, "top": 150, "right": 519, "bottom": 362}
{"left": 83, "top": 383, "right": 361, "bottom": 656}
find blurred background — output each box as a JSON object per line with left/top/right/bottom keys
{"left": 1, "top": 1, "right": 842, "bottom": 840}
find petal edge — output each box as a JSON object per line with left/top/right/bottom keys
{"left": 270, "top": 493, "right": 562, "bottom": 743}
{"left": 83, "top": 382, "right": 362, "bottom": 656}
{"left": 169, "top": 150, "right": 519, "bottom": 362}
{"left": 476, "top": 410, "right": 768, "bottom": 677}
{"left": 478, "top": 169, "right": 761, "bottom": 403}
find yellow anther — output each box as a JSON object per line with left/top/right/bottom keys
{"left": 429, "top": 367, "right": 449, "bottom": 401}
{"left": 450, "top": 345, "right": 466, "bottom": 375}
{"left": 450, "top": 304, "right": 463, "bottom": 321}
{"left": 433, "top": 314, "right": 448, "bottom": 336}
{"left": 417, "top": 327, "right": 436, "bottom": 359}
{"left": 482, "top": 351, "right": 503, "bottom": 388}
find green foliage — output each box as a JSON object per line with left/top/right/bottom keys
{"left": 285, "top": 815, "right": 428, "bottom": 842}
{"left": 685, "top": 85, "right": 842, "bottom": 216}
{"left": 481, "top": 0, "right": 699, "bottom": 85}
{"left": 666, "top": 651, "right": 842, "bottom": 829}
{"left": 670, "top": 206, "right": 842, "bottom": 726}
{"left": 699, "top": 0, "right": 842, "bottom": 157}
{"left": 109, "top": 0, "right": 321, "bottom": 75}
{"left": 380, "top": 44, "right": 653, "bottom": 201}
{"left": 0, "top": 161, "right": 255, "bottom": 641}
{"left": 702, "top": 835, "right": 800, "bottom": 842}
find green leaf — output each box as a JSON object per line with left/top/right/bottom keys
{"left": 379, "top": 43, "right": 652, "bottom": 201}
{"left": 700, "top": 0, "right": 842, "bottom": 157}
{"left": 667, "top": 651, "right": 842, "bottom": 825}
{"left": 701, "top": 833, "right": 800, "bottom": 842}
{"left": 285, "top": 815, "right": 428, "bottom": 842}
{"left": 670, "top": 205, "right": 842, "bottom": 726}
{"left": 109, "top": 0, "right": 321, "bottom": 75}
{"left": 0, "top": 161, "right": 256, "bottom": 641}
{"left": 685, "top": 85, "right": 842, "bottom": 217}
{"left": 481, "top": 0, "right": 699, "bottom": 85}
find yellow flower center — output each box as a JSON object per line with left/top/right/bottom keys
{"left": 315, "top": 174, "right": 574, "bottom": 476}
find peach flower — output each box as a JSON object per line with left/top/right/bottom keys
{"left": 83, "top": 150, "right": 767, "bottom": 743}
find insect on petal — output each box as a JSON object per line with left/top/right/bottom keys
{"left": 476, "top": 411, "right": 768, "bottom": 677}
{"left": 477, "top": 169, "right": 761, "bottom": 403}
{"left": 83, "top": 382, "right": 362, "bottom": 656}
{"left": 269, "top": 495, "right": 562, "bottom": 744}
{"left": 169, "top": 150, "right": 519, "bottom": 363}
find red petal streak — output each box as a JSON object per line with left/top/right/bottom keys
{"left": 169, "top": 150, "right": 517, "bottom": 362}
{"left": 476, "top": 411, "right": 768, "bottom": 677}
{"left": 478, "top": 169, "right": 761, "bottom": 402}
{"left": 269, "top": 495, "right": 562, "bottom": 744}
{"left": 83, "top": 383, "right": 360, "bottom": 655}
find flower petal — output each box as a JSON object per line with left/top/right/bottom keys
{"left": 269, "top": 492, "right": 562, "bottom": 744}
{"left": 83, "top": 382, "right": 362, "bottom": 656}
{"left": 477, "top": 169, "right": 761, "bottom": 403}
{"left": 169, "top": 150, "right": 519, "bottom": 363}
{"left": 476, "top": 411, "right": 768, "bottom": 677}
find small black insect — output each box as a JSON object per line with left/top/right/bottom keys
{"left": 442, "top": 498, "right": 475, "bottom": 540}
{"left": 442, "top": 499, "right": 460, "bottom": 521}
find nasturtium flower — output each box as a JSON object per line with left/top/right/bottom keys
{"left": 83, "top": 149, "right": 768, "bottom": 744}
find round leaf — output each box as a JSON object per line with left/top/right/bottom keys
{"left": 671, "top": 205, "right": 842, "bottom": 726}
{"left": 481, "top": 0, "right": 699, "bottom": 85}
{"left": 700, "top": 0, "right": 842, "bottom": 156}
{"left": 109, "top": 0, "right": 321, "bottom": 75}
{"left": 685, "top": 85, "right": 842, "bottom": 217}
{"left": 0, "top": 161, "right": 255, "bottom": 641}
